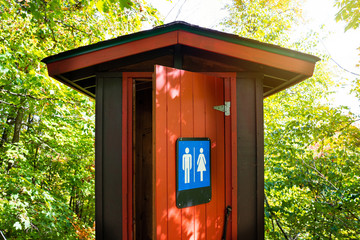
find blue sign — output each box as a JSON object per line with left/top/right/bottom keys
{"left": 177, "top": 138, "right": 211, "bottom": 191}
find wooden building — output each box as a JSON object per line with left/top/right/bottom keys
{"left": 42, "top": 22, "right": 320, "bottom": 239}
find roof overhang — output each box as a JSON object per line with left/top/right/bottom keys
{"left": 42, "top": 22, "right": 320, "bottom": 98}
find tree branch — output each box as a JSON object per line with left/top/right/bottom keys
{"left": 265, "top": 194, "right": 290, "bottom": 240}
{"left": 54, "top": 20, "right": 91, "bottom": 35}
{"left": 0, "top": 99, "right": 27, "bottom": 109}
{"left": 0, "top": 89, "right": 81, "bottom": 105}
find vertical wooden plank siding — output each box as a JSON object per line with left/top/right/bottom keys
{"left": 204, "top": 74, "right": 221, "bottom": 240}
{"left": 95, "top": 74, "right": 104, "bottom": 240}
{"left": 255, "top": 75, "right": 265, "bottom": 240}
{"left": 121, "top": 74, "right": 128, "bottom": 240}
{"left": 224, "top": 77, "right": 232, "bottom": 239}
{"left": 126, "top": 75, "right": 133, "bottom": 239}
{"left": 193, "top": 74, "right": 206, "bottom": 239}
{"left": 236, "top": 72, "right": 264, "bottom": 240}
{"left": 180, "top": 69, "right": 195, "bottom": 240}
{"left": 215, "top": 76, "right": 225, "bottom": 239}
{"left": 204, "top": 74, "right": 216, "bottom": 240}
{"left": 154, "top": 65, "right": 169, "bottom": 240}
{"left": 200, "top": 72, "right": 237, "bottom": 240}
{"left": 154, "top": 66, "right": 229, "bottom": 239}
{"left": 166, "top": 67, "right": 183, "bottom": 239}
{"left": 95, "top": 72, "right": 123, "bottom": 240}
{"left": 230, "top": 76, "right": 238, "bottom": 240}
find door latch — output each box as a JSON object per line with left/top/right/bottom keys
{"left": 213, "top": 101, "right": 230, "bottom": 116}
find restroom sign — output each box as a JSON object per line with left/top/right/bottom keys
{"left": 176, "top": 138, "right": 211, "bottom": 208}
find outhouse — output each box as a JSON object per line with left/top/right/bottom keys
{"left": 42, "top": 22, "right": 320, "bottom": 239}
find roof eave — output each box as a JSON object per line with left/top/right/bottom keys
{"left": 42, "top": 21, "right": 320, "bottom": 65}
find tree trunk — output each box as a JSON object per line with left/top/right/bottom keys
{"left": 12, "top": 106, "right": 25, "bottom": 143}
{"left": 0, "top": 114, "right": 15, "bottom": 148}
{"left": 0, "top": 113, "right": 15, "bottom": 167}
{"left": 5, "top": 106, "right": 25, "bottom": 171}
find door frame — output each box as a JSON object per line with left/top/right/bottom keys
{"left": 199, "top": 72, "right": 238, "bottom": 239}
{"left": 122, "top": 71, "right": 237, "bottom": 239}
{"left": 122, "top": 72, "right": 153, "bottom": 240}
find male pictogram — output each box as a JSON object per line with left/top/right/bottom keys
{"left": 182, "top": 147, "right": 192, "bottom": 183}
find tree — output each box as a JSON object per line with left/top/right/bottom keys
{"left": 264, "top": 65, "right": 360, "bottom": 239}
{"left": 0, "top": 0, "right": 160, "bottom": 239}
{"left": 221, "top": 0, "right": 302, "bottom": 44}
{"left": 222, "top": 0, "right": 360, "bottom": 239}
{"left": 335, "top": 0, "right": 360, "bottom": 31}
{"left": 334, "top": 0, "right": 360, "bottom": 97}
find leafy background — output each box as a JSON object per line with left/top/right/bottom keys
{"left": 222, "top": 0, "right": 360, "bottom": 239}
{"left": 0, "top": 0, "right": 359, "bottom": 239}
{"left": 0, "top": 0, "right": 160, "bottom": 239}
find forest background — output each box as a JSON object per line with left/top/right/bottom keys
{"left": 0, "top": 0, "right": 359, "bottom": 239}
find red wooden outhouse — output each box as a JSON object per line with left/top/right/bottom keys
{"left": 42, "top": 22, "right": 319, "bottom": 239}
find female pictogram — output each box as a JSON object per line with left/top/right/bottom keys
{"left": 197, "top": 148, "right": 207, "bottom": 181}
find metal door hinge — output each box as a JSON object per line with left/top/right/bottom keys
{"left": 213, "top": 101, "right": 230, "bottom": 116}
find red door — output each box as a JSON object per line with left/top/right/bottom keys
{"left": 153, "top": 65, "right": 232, "bottom": 239}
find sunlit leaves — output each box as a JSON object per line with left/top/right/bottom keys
{"left": 223, "top": 1, "right": 360, "bottom": 238}
{"left": 264, "top": 65, "right": 360, "bottom": 239}
{"left": 334, "top": 0, "right": 360, "bottom": 94}
{"left": 0, "top": 0, "right": 160, "bottom": 239}
{"left": 335, "top": 0, "right": 360, "bottom": 31}
{"left": 221, "top": 0, "right": 303, "bottom": 44}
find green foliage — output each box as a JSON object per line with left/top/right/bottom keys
{"left": 0, "top": 0, "right": 161, "bottom": 239}
{"left": 223, "top": 0, "right": 360, "bottom": 238}
{"left": 334, "top": 0, "right": 360, "bottom": 94}
{"left": 221, "top": 0, "right": 302, "bottom": 44}
{"left": 265, "top": 64, "right": 360, "bottom": 239}
{"left": 335, "top": 0, "right": 360, "bottom": 31}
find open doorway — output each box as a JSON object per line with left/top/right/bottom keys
{"left": 133, "top": 79, "right": 153, "bottom": 240}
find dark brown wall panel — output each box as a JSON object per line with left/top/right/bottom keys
{"left": 236, "top": 72, "right": 264, "bottom": 240}
{"left": 96, "top": 72, "right": 123, "bottom": 240}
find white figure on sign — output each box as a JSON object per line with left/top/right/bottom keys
{"left": 182, "top": 147, "right": 192, "bottom": 184}
{"left": 197, "top": 148, "right": 207, "bottom": 181}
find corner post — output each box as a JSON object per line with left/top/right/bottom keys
{"left": 235, "top": 72, "right": 264, "bottom": 239}
{"left": 96, "top": 72, "right": 123, "bottom": 240}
